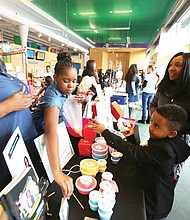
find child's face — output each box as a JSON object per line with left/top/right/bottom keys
{"left": 149, "top": 111, "right": 173, "bottom": 139}
{"left": 54, "top": 67, "right": 77, "bottom": 95}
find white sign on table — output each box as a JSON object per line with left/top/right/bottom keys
{"left": 34, "top": 122, "right": 74, "bottom": 183}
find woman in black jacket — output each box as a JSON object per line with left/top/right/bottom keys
{"left": 150, "top": 52, "right": 190, "bottom": 180}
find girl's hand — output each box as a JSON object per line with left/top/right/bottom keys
{"left": 54, "top": 171, "right": 74, "bottom": 199}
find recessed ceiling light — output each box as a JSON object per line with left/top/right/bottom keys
{"left": 79, "top": 12, "right": 96, "bottom": 16}
{"left": 114, "top": 10, "right": 132, "bottom": 14}
{"left": 110, "top": 37, "right": 121, "bottom": 40}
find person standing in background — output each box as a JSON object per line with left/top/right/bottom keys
{"left": 45, "top": 65, "right": 51, "bottom": 73}
{"left": 78, "top": 59, "right": 99, "bottom": 101}
{"left": 124, "top": 64, "right": 140, "bottom": 117}
{"left": 150, "top": 52, "right": 190, "bottom": 182}
{"left": 138, "top": 65, "right": 159, "bottom": 124}
{"left": 0, "top": 59, "right": 37, "bottom": 192}
{"left": 45, "top": 65, "right": 54, "bottom": 78}
{"left": 98, "top": 68, "right": 104, "bottom": 84}
{"left": 100, "top": 75, "right": 111, "bottom": 90}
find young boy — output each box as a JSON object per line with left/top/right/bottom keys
{"left": 91, "top": 104, "right": 190, "bottom": 220}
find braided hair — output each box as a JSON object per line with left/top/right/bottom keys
{"left": 55, "top": 52, "right": 76, "bottom": 76}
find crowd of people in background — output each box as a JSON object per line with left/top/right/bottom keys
{"left": 1, "top": 51, "right": 190, "bottom": 220}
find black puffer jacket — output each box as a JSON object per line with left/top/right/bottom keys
{"left": 101, "top": 129, "right": 190, "bottom": 219}
{"left": 150, "top": 91, "right": 190, "bottom": 135}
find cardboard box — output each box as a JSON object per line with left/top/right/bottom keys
{"left": 83, "top": 124, "right": 96, "bottom": 142}
{"left": 78, "top": 139, "right": 93, "bottom": 157}
{"left": 111, "top": 101, "right": 124, "bottom": 120}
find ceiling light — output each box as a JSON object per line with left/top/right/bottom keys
{"left": 114, "top": 10, "right": 132, "bottom": 14}
{"left": 38, "top": 32, "right": 42, "bottom": 38}
{"left": 110, "top": 37, "right": 121, "bottom": 40}
{"left": 89, "top": 23, "right": 98, "bottom": 33}
{"left": 79, "top": 12, "right": 96, "bottom": 16}
{"left": 75, "top": 27, "right": 130, "bottom": 31}
{"left": 48, "top": 36, "right": 51, "bottom": 41}
{"left": 0, "top": 0, "right": 93, "bottom": 52}
{"left": 86, "top": 37, "right": 95, "bottom": 44}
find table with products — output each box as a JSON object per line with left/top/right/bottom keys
{"left": 46, "top": 136, "right": 147, "bottom": 220}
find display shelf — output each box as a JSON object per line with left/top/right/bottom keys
{"left": 1, "top": 48, "right": 26, "bottom": 56}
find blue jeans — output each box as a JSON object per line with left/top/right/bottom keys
{"left": 142, "top": 92, "right": 154, "bottom": 119}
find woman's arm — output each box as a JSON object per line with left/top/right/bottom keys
{"left": 131, "top": 81, "right": 136, "bottom": 95}
{"left": 44, "top": 106, "right": 73, "bottom": 198}
{"left": 149, "top": 91, "right": 159, "bottom": 116}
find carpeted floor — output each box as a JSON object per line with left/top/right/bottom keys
{"left": 131, "top": 101, "right": 190, "bottom": 220}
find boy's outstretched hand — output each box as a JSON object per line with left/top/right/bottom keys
{"left": 122, "top": 127, "right": 135, "bottom": 137}
{"left": 89, "top": 118, "right": 107, "bottom": 134}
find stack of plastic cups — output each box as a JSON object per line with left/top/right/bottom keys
{"left": 101, "top": 171, "right": 119, "bottom": 193}
{"left": 80, "top": 159, "right": 99, "bottom": 177}
{"left": 88, "top": 190, "right": 102, "bottom": 211}
{"left": 111, "top": 152, "right": 123, "bottom": 165}
{"left": 98, "top": 159, "right": 107, "bottom": 173}
{"left": 91, "top": 143, "right": 108, "bottom": 160}
{"left": 95, "top": 137, "right": 107, "bottom": 144}
{"left": 101, "top": 172, "right": 113, "bottom": 182}
{"left": 99, "top": 181, "right": 112, "bottom": 193}
{"left": 102, "top": 189, "right": 116, "bottom": 209}
{"left": 98, "top": 198, "right": 113, "bottom": 220}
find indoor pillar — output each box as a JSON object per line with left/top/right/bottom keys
{"left": 18, "top": 25, "right": 28, "bottom": 78}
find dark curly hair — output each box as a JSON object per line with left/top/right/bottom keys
{"left": 156, "top": 104, "right": 188, "bottom": 132}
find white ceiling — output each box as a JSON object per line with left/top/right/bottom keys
{"left": 0, "top": 0, "right": 94, "bottom": 53}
